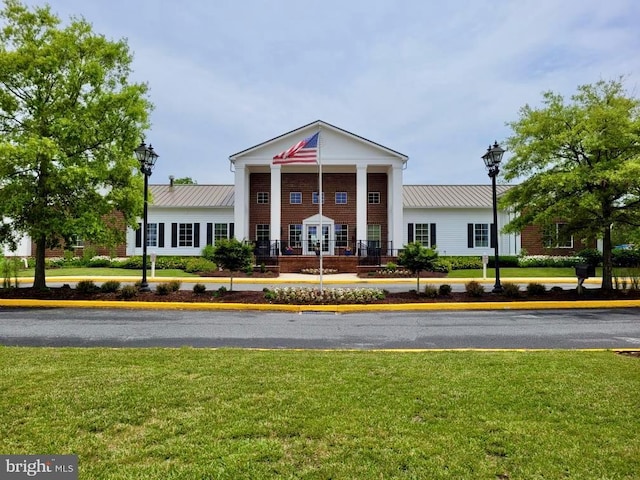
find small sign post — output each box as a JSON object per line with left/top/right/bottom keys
{"left": 482, "top": 254, "right": 489, "bottom": 279}
{"left": 150, "top": 252, "right": 157, "bottom": 278}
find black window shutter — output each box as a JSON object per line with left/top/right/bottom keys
{"left": 430, "top": 223, "right": 436, "bottom": 248}
{"left": 171, "top": 223, "right": 178, "bottom": 248}
{"left": 194, "top": 223, "right": 200, "bottom": 248}
{"left": 135, "top": 223, "right": 142, "bottom": 248}
{"left": 490, "top": 223, "right": 496, "bottom": 248}
{"left": 206, "top": 223, "right": 213, "bottom": 245}
{"left": 229, "top": 223, "right": 234, "bottom": 239}
{"left": 467, "top": 224, "right": 474, "bottom": 248}
{"left": 158, "top": 223, "right": 165, "bottom": 248}
{"left": 407, "top": 223, "right": 414, "bottom": 243}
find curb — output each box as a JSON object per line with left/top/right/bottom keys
{"left": 2, "top": 298, "right": 640, "bottom": 312}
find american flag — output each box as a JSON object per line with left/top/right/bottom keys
{"left": 273, "top": 132, "right": 319, "bottom": 164}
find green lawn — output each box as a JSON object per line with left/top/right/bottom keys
{"left": 447, "top": 267, "right": 601, "bottom": 278}
{"left": 1, "top": 348, "right": 638, "bottom": 479}
{"left": 16, "top": 267, "right": 198, "bottom": 277}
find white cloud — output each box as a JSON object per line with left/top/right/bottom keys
{"left": 17, "top": 0, "right": 640, "bottom": 185}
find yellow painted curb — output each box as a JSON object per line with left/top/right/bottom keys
{"left": 2, "top": 298, "right": 640, "bottom": 312}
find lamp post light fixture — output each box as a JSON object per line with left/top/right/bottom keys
{"left": 482, "top": 141, "right": 505, "bottom": 293}
{"left": 134, "top": 141, "right": 159, "bottom": 292}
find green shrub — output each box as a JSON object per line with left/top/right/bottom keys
{"left": 167, "top": 280, "right": 181, "bottom": 292}
{"left": 550, "top": 286, "right": 564, "bottom": 293}
{"left": 438, "top": 284, "right": 452, "bottom": 296}
{"left": 432, "top": 259, "right": 451, "bottom": 273}
{"left": 120, "top": 285, "right": 137, "bottom": 299}
{"left": 100, "top": 280, "right": 121, "bottom": 293}
{"left": 76, "top": 280, "right": 99, "bottom": 294}
{"left": 156, "top": 283, "right": 172, "bottom": 295}
{"left": 385, "top": 262, "right": 398, "bottom": 272}
{"left": 501, "top": 282, "right": 521, "bottom": 298}
{"left": 184, "top": 258, "right": 217, "bottom": 273}
{"left": 442, "top": 256, "right": 483, "bottom": 270}
{"left": 465, "top": 281, "right": 485, "bottom": 297}
{"left": 121, "top": 256, "right": 143, "bottom": 269}
{"left": 489, "top": 256, "right": 519, "bottom": 268}
{"left": 87, "top": 256, "right": 112, "bottom": 267}
{"left": 577, "top": 248, "right": 602, "bottom": 267}
{"left": 214, "top": 285, "right": 228, "bottom": 298}
{"left": 612, "top": 248, "right": 640, "bottom": 267}
{"left": 423, "top": 285, "right": 437, "bottom": 298}
{"left": 201, "top": 244, "right": 215, "bottom": 262}
{"left": 526, "top": 282, "right": 547, "bottom": 296}
{"left": 192, "top": 283, "right": 207, "bottom": 294}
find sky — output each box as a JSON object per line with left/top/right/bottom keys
{"left": 20, "top": 0, "right": 640, "bottom": 186}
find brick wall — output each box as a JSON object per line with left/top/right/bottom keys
{"left": 521, "top": 224, "right": 594, "bottom": 255}
{"left": 249, "top": 171, "right": 389, "bottom": 245}
{"left": 367, "top": 173, "right": 388, "bottom": 246}
{"left": 32, "top": 211, "right": 128, "bottom": 258}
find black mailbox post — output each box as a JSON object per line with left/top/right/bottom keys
{"left": 575, "top": 263, "right": 596, "bottom": 294}
{"left": 575, "top": 264, "right": 596, "bottom": 279}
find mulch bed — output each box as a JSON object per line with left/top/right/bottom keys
{"left": 2, "top": 286, "right": 640, "bottom": 304}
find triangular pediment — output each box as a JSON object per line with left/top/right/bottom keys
{"left": 302, "top": 214, "right": 333, "bottom": 224}
{"left": 229, "top": 120, "right": 408, "bottom": 168}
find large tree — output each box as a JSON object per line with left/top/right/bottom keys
{"left": 0, "top": 0, "right": 152, "bottom": 289}
{"left": 500, "top": 79, "right": 640, "bottom": 290}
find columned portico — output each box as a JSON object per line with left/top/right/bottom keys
{"left": 233, "top": 165, "right": 249, "bottom": 241}
{"left": 356, "top": 165, "right": 368, "bottom": 248}
{"left": 389, "top": 165, "right": 403, "bottom": 251}
{"left": 229, "top": 120, "right": 409, "bottom": 258}
{"left": 270, "top": 164, "right": 281, "bottom": 244}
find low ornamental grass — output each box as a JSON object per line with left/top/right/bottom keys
{"left": 0, "top": 349, "right": 638, "bottom": 479}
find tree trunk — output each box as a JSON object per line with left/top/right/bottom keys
{"left": 33, "top": 234, "right": 47, "bottom": 290}
{"left": 602, "top": 225, "right": 613, "bottom": 291}
{"left": 416, "top": 272, "right": 420, "bottom": 293}
{"left": 229, "top": 272, "right": 234, "bottom": 292}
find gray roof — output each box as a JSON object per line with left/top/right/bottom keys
{"left": 150, "top": 184, "right": 234, "bottom": 208}
{"left": 149, "top": 184, "right": 512, "bottom": 208}
{"left": 403, "top": 185, "right": 512, "bottom": 208}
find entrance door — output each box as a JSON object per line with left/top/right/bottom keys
{"left": 304, "top": 224, "right": 332, "bottom": 255}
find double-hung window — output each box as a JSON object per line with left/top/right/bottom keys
{"left": 289, "top": 224, "right": 302, "bottom": 248}
{"left": 179, "top": 223, "right": 194, "bottom": 247}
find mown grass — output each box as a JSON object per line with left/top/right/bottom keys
{"left": 16, "top": 267, "right": 198, "bottom": 278}
{"left": 1, "top": 348, "right": 638, "bottom": 479}
{"left": 447, "top": 267, "right": 603, "bottom": 278}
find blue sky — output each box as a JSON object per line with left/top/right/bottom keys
{"left": 22, "top": 0, "right": 640, "bottom": 186}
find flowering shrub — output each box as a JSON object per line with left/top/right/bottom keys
{"left": 265, "top": 287, "right": 385, "bottom": 304}
{"left": 375, "top": 268, "right": 412, "bottom": 276}
{"left": 517, "top": 255, "right": 581, "bottom": 268}
{"left": 300, "top": 268, "right": 338, "bottom": 275}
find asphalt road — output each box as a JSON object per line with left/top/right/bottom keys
{"left": 1, "top": 307, "right": 639, "bottom": 349}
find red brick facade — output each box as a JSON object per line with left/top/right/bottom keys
{"left": 520, "top": 224, "right": 594, "bottom": 255}
{"left": 34, "top": 211, "right": 128, "bottom": 258}
{"left": 248, "top": 171, "right": 389, "bottom": 247}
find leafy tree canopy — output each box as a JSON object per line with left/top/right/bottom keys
{"left": 0, "top": 0, "right": 152, "bottom": 288}
{"left": 172, "top": 177, "right": 197, "bottom": 185}
{"left": 500, "top": 79, "right": 640, "bottom": 289}
{"left": 212, "top": 238, "right": 254, "bottom": 291}
{"left": 398, "top": 242, "right": 438, "bottom": 292}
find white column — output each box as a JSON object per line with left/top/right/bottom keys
{"left": 356, "top": 165, "right": 367, "bottom": 246}
{"left": 388, "top": 165, "right": 404, "bottom": 252}
{"left": 233, "top": 165, "right": 248, "bottom": 240}
{"left": 270, "top": 164, "right": 282, "bottom": 244}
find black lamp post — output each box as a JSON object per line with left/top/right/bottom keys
{"left": 482, "top": 141, "right": 505, "bottom": 293}
{"left": 134, "top": 141, "right": 159, "bottom": 292}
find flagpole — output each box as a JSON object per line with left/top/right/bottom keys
{"left": 318, "top": 127, "right": 323, "bottom": 293}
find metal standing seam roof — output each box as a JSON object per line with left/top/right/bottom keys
{"left": 149, "top": 184, "right": 512, "bottom": 209}
{"left": 149, "top": 184, "right": 234, "bottom": 208}
{"left": 403, "top": 185, "right": 513, "bottom": 208}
